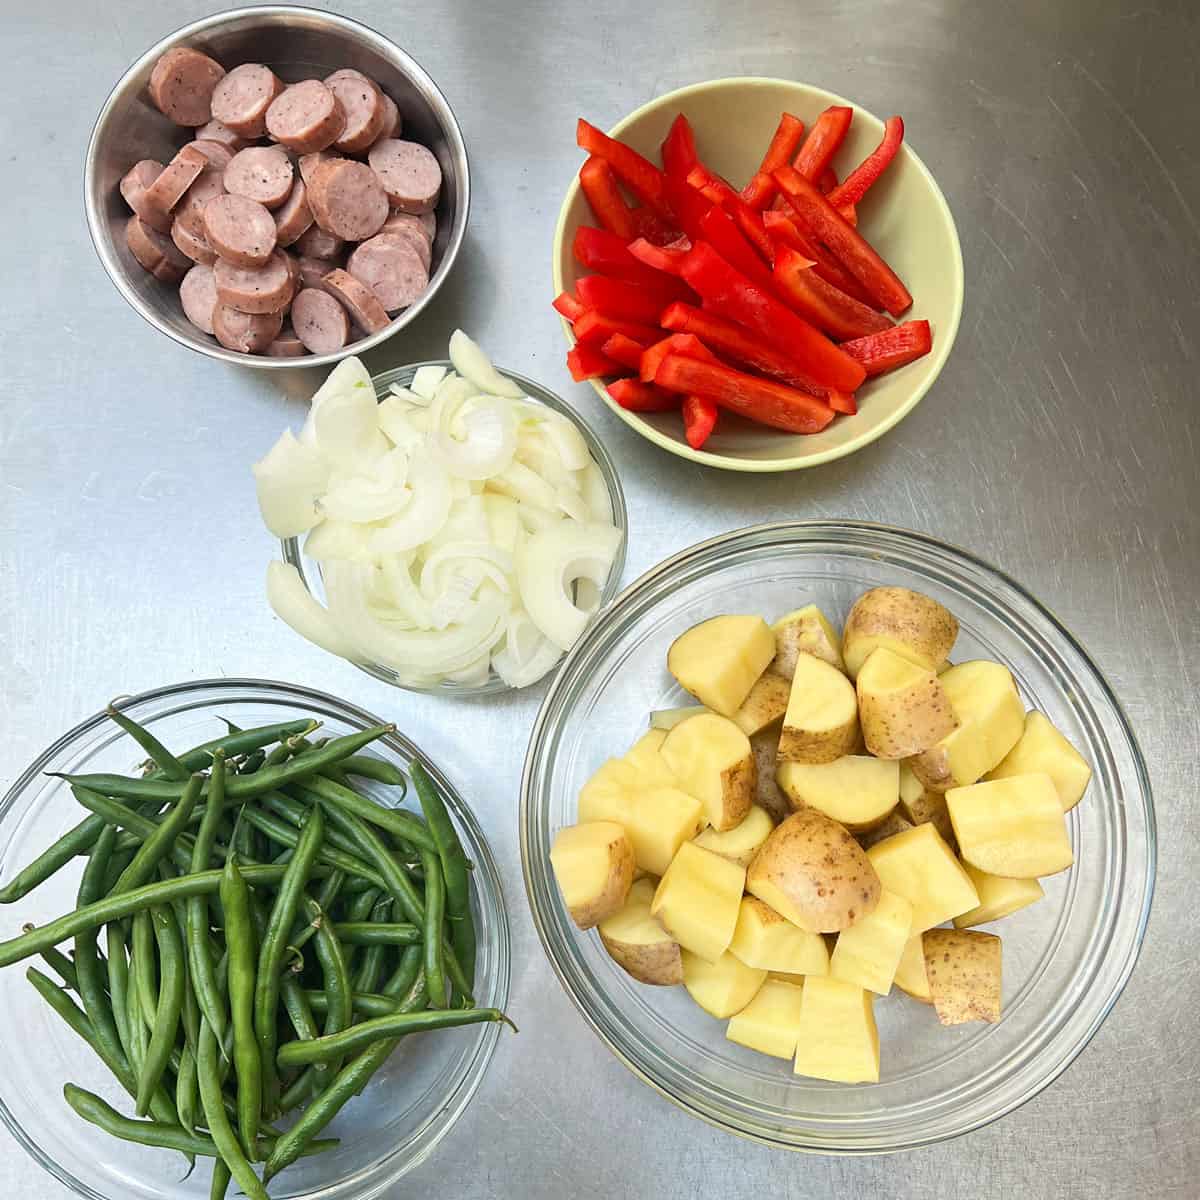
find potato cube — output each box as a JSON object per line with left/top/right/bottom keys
{"left": 549, "top": 822, "right": 635, "bottom": 929}
{"left": 661, "top": 712, "right": 755, "bottom": 831}
{"left": 776, "top": 755, "right": 899, "bottom": 831}
{"left": 623, "top": 729, "right": 678, "bottom": 787}
{"left": 649, "top": 705, "right": 708, "bottom": 731}
{"left": 749, "top": 730, "right": 790, "bottom": 823}
{"left": 771, "top": 605, "right": 844, "bottom": 677}
{"left": 830, "top": 890, "right": 913, "bottom": 994}
{"left": 732, "top": 672, "right": 791, "bottom": 736}
{"left": 893, "top": 934, "right": 932, "bottom": 1002}
{"left": 866, "top": 823, "right": 979, "bottom": 932}
{"left": 778, "top": 653, "right": 860, "bottom": 764}
{"left": 842, "top": 586, "right": 958, "bottom": 679}
{"left": 985, "top": 710, "right": 1092, "bottom": 812}
{"left": 792, "top": 977, "right": 879, "bottom": 1083}
{"left": 856, "top": 647, "right": 959, "bottom": 759}
{"left": 898, "top": 784, "right": 957, "bottom": 848}
{"left": 681, "top": 949, "right": 766, "bottom": 1018}
{"left": 953, "top": 865, "right": 1044, "bottom": 928}
{"left": 728, "top": 896, "right": 829, "bottom": 975}
{"left": 598, "top": 877, "right": 682, "bottom": 985}
{"left": 923, "top": 928, "right": 1002, "bottom": 1024}
{"left": 694, "top": 805, "right": 775, "bottom": 868}
{"left": 651, "top": 841, "right": 745, "bottom": 963}
{"left": 577, "top": 757, "right": 640, "bottom": 824}
{"left": 855, "top": 809, "right": 915, "bottom": 851}
{"left": 946, "top": 773, "right": 1073, "bottom": 878}
{"left": 726, "top": 978, "right": 806, "bottom": 1058}
{"left": 899, "top": 762, "right": 925, "bottom": 807}
{"left": 667, "top": 614, "right": 776, "bottom": 717}
{"left": 621, "top": 786, "right": 704, "bottom": 877}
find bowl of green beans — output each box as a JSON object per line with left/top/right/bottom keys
{"left": 0, "top": 678, "right": 511, "bottom": 1200}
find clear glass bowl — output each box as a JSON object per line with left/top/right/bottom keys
{"left": 521, "top": 521, "right": 1155, "bottom": 1153}
{"left": 0, "top": 679, "right": 511, "bottom": 1198}
{"left": 281, "top": 362, "right": 628, "bottom": 697}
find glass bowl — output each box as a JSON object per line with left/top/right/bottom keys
{"left": 520, "top": 521, "right": 1154, "bottom": 1152}
{"left": 0, "top": 679, "right": 511, "bottom": 1199}
{"left": 280, "top": 361, "right": 628, "bottom": 696}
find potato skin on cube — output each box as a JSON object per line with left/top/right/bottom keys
{"left": 923, "top": 928, "right": 1002, "bottom": 1024}
{"left": 778, "top": 653, "right": 860, "bottom": 765}
{"left": 598, "top": 877, "right": 683, "bottom": 985}
{"left": 770, "top": 605, "right": 845, "bottom": 677}
{"left": 550, "top": 821, "right": 636, "bottom": 930}
{"left": 661, "top": 712, "right": 756, "bottom": 832}
{"left": 842, "top": 586, "right": 959, "bottom": 679}
{"left": 856, "top": 646, "right": 958, "bottom": 759}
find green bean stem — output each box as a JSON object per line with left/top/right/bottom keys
{"left": 105, "top": 705, "right": 189, "bottom": 780}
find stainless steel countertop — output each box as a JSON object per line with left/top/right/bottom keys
{"left": 1, "top": 1, "right": 1196, "bottom": 1196}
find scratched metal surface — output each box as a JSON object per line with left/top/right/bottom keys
{"left": 0, "top": 0, "right": 1197, "bottom": 1196}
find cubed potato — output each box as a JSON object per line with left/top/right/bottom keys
{"left": 776, "top": 755, "right": 899, "bottom": 832}
{"left": 732, "top": 672, "right": 791, "bottom": 736}
{"left": 985, "top": 710, "right": 1092, "bottom": 813}
{"left": 777, "top": 652, "right": 859, "bottom": 764}
{"left": 728, "top": 896, "right": 830, "bottom": 974}
{"left": 893, "top": 934, "right": 932, "bottom": 1002}
{"left": 681, "top": 949, "right": 766, "bottom": 1018}
{"left": 907, "top": 661, "right": 1025, "bottom": 792}
{"left": 899, "top": 762, "right": 925, "bottom": 807}
{"left": 866, "top": 823, "right": 979, "bottom": 932}
{"left": 946, "top": 773, "right": 1074, "bottom": 878}
{"left": 598, "top": 877, "right": 683, "bottom": 985}
{"left": 620, "top": 786, "right": 704, "bottom": 876}
{"left": 855, "top": 809, "right": 915, "bottom": 851}
{"left": 726, "top": 978, "right": 805, "bottom": 1059}
{"left": 661, "top": 712, "right": 755, "bottom": 831}
{"left": 923, "top": 928, "right": 1002, "bottom": 1024}
{"left": 549, "top": 822, "right": 635, "bottom": 929}
{"left": 623, "top": 730, "right": 677, "bottom": 787}
{"left": 746, "top": 809, "right": 880, "bottom": 933}
{"left": 830, "top": 889, "right": 914, "bottom": 995}
{"left": 694, "top": 805, "right": 775, "bottom": 868}
{"left": 897, "top": 784, "right": 957, "bottom": 849}
{"left": 842, "top": 587, "right": 959, "bottom": 679}
{"left": 750, "top": 730, "right": 790, "bottom": 823}
{"left": 651, "top": 841, "right": 745, "bottom": 963}
{"left": 856, "top": 647, "right": 959, "bottom": 759}
{"left": 770, "top": 605, "right": 844, "bottom": 677}
{"left": 649, "top": 705, "right": 708, "bottom": 731}
{"left": 792, "top": 977, "right": 879, "bottom": 1083}
{"left": 578, "top": 757, "right": 640, "bottom": 824}
{"left": 667, "top": 614, "right": 776, "bottom": 717}
{"left": 953, "top": 864, "right": 1044, "bottom": 928}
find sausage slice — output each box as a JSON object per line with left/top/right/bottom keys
{"left": 176, "top": 166, "right": 226, "bottom": 227}
{"left": 294, "top": 223, "right": 344, "bottom": 261}
{"left": 266, "top": 80, "right": 346, "bottom": 154}
{"left": 381, "top": 211, "right": 432, "bottom": 271}
{"left": 125, "top": 215, "right": 190, "bottom": 283}
{"left": 374, "top": 93, "right": 402, "bottom": 142}
{"left": 320, "top": 268, "right": 390, "bottom": 334}
{"left": 291, "top": 287, "right": 351, "bottom": 354}
{"left": 368, "top": 139, "right": 441, "bottom": 213}
{"left": 308, "top": 159, "right": 388, "bottom": 241}
{"left": 210, "top": 63, "right": 284, "bottom": 138}
{"left": 201, "top": 194, "right": 277, "bottom": 267}
{"left": 120, "top": 160, "right": 172, "bottom": 233}
{"left": 212, "top": 303, "right": 283, "bottom": 353}
{"left": 299, "top": 150, "right": 341, "bottom": 187}
{"left": 265, "top": 325, "right": 308, "bottom": 357}
{"left": 274, "top": 180, "right": 314, "bottom": 246}
{"left": 296, "top": 254, "right": 335, "bottom": 289}
{"left": 143, "top": 144, "right": 210, "bottom": 225}
{"left": 224, "top": 146, "right": 294, "bottom": 209}
{"left": 171, "top": 212, "right": 217, "bottom": 265}
{"left": 194, "top": 118, "right": 247, "bottom": 149}
{"left": 347, "top": 233, "right": 428, "bottom": 311}
{"left": 149, "top": 48, "right": 226, "bottom": 127}
{"left": 179, "top": 264, "right": 219, "bottom": 333}
{"left": 325, "top": 69, "right": 387, "bottom": 154}
{"left": 214, "top": 251, "right": 295, "bottom": 314}
{"left": 188, "top": 139, "right": 236, "bottom": 171}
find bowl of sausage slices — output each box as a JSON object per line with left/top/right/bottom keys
{"left": 85, "top": 6, "right": 469, "bottom": 366}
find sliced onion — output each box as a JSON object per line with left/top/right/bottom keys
{"left": 515, "top": 428, "right": 571, "bottom": 489}
{"left": 433, "top": 396, "right": 517, "bottom": 480}
{"left": 487, "top": 460, "right": 558, "bottom": 509}
{"left": 539, "top": 412, "right": 591, "bottom": 471}
{"left": 515, "top": 503, "right": 561, "bottom": 534}
{"left": 375, "top": 554, "right": 434, "bottom": 627}
{"left": 445, "top": 653, "right": 492, "bottom": 687}
{"left": 448, "top": 329, "right": 523, "bottom": 399}
{"left": 309, "top": 357, "right": 389, "bottom": 468}
{"left": 420, "top": 540, "right": 513, "bottom": 601}
{"left": 578, "top": 461, "right": 614, "bottom": 525}
{"left": 492, "top": 611, "right": 564, "bottom": 687}
{"left": 266, "top": 561, "right": 359, "bottom": 659}
{"left": 370, "top": 457, "right": 452, "bottom": 554}
{"left": 387, "top": 384, "right": 424, "bottom": 405}
{"left": 554, "top": 483, "right": 591, "bottom": 524}
{"left": 515, "top": 520, "right": 621, "bottom": 651}
{"left": 253, "top": 429, "right": 331, "bottom": 538}
{"left": 319, "top": 449, "right": 410, "bottom": 522}
{"left": 483, "top": 495, "right": 521, "bottom": 554}
{"left": 410, "top": 364, "right": 447, "bottom": 400}
{"left": 304, "top": 519, "right": 373, "bottom": 562}
{"left": 574, "top": 577, "right": 602, "bottom": 615}
{"left": 426, "top": 495, "right": 490, "bottom": 552}
{"left": 377, "top": 397, "right": 425, "bottom": 451}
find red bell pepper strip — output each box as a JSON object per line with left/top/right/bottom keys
{"left": 552, "top": 291, "right": 586, "bottom": 322}
{"left": 573, "top": 226, "right": 686, "bottom": 288}
{"left": 566, "top": 344, "right": 619, "bottom": 382}
{"left": 601, "top": 333, "right": 649, "bottom": 371}
{"left": 771, "top": 244, "right": 893, "bottom": 342}
{"left": 792, "top": 106, "right": 854, "bottom": 180}
{"left": 638, "top": 332, "right": 720, "bottom": 383}
{"left": 576, "top": 274, "right": 690, "bottom": 325}
{"left": 681, "top": 395, "right": 719, "bottom": 449}
{"left": 654, "top": 354, "right": 835, "bottom": 434}
{"left": 574, "top": 310, "right": 661, "bottom": 348}
{"left": 660, "top": 113, "right": 698, "bottom": 180}
{"left": 817, "top": 166, "right": 837, "bottom": 194}
{"left": 630, "top": 207, "right": 681, "bottom": 245}
{"left": 773, "top": 166, "right": 912, "bottom": 316}
{"left": 607, "top": 378, "right": 680, "bottom": 412}
{"left": 628, "top": 237, "right": 691, "bottom": 277}
{"left": 577, "top": 118, "right": 672, "bottom": 219}
{"left": 838, "top": 203, "right": 858, "bottom": 227}
{"left": 762, "top": 209, "right": 875, "bottom": 305}
{"left": 828, "top": 116, "right": 904, "bottom": 208}
{"left": 840, "top": 319, "right": 932, "bottom": 376}
{"left": 742, "top": 113, "right": 806, "bottom": 209}
{"left": 579, "top": 156, "right": 637, "bottom": 240}
{"left": 698, "top": 208, "right": 776, "bottom": 290}
{"left": 687, "top": 165, "right": 775, "bottom": 263}
{"left": 678, "top": 241, "right": 866, "bottom": 393}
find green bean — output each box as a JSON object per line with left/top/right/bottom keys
{"left": 197, "top": 1021, "right": 267, "bottom": 1197}
{"left": 0, "top": 815, "right": 108, "bottom": 905}
{"left": 137, "top": 905, "right": 184, "bottom": 1115}
{"left": 175, "top": 1044, "right": 199, "bottom": 1141}
{"left": 105, "top": 925, "right": 131, "bottom": 1053}
{"left": 209, "top": 1157, "right": 232, "bottom": 1200}
{"left": 105, "top": 705, "right": 188, "bottom": 780}
{"left": 131, "top": 910, "right": 158, "bottom": 1028}
{"left": 412, "top": 760, "right": 476, "bottom": 990}
{"left": 238, "top": 804, "right": 383, "bottom": 888}
{"left": 72, "top": 788, "right": 198, "bottom": 873}
{"left": 277, "top": 976, "right": 322, "bottom": 1112}
{"left": 237, "top": 749, "right": 266, "bottom": 775}
{"left": 305, "top": 989, "right": 411, "bottom": 1019}
{"left": 125, "top": 962, "right": 148, "bottom": 1073}
{"left": 299, "top": 774, "right": 435, "bottom": 853}
{"left": 337, "top": 755, "right": 408, "bottom": 788}
{"left": 286, "top": 869, "right": 346, "bottom": 960}
{"left": 333, "top": 921, "right": 419, "bottom": 946}
{"left": 419, "top": 849, "right": 447, "bottom": 1008}
{"left": 35, "top": 943, "right": 79, "bottom": 990}
{"left": 188, "top": 752, "right": 228, "bottom": 1047}
{"left": 307, "top": 898, "right": 352, "bottom": 1080}
{"left": 220, "top": 858, "right": 261, "bottom": 1158}
{"left": 111, "top": 776, "right": 202, "bottom": 895}
{"left": 339, "top": 887, "right": 379, "bottom": 976}
{"left": 261, "top": 790, "right": 379, "bottom": 863}
{"left": 351, "top": 901, "right": 391, "bottom": 994}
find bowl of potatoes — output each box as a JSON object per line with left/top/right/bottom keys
{"left": 520, "top": 521, "right": 1155, "bottom": 1152}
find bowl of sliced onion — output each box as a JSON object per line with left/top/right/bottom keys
{"left": 253, "top": 331, "right": 628, "bottom": 694}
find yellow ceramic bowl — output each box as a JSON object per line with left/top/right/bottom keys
{"left": 551, "top": 77, "right": 964, "bottom": 472}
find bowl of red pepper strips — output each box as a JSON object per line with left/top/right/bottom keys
{"left": 551, "top": 78, "right": 963, "bottom": 471}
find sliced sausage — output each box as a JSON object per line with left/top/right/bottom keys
{"left": 179, "top": 264, "right": 219, "bottom": 333}
{"left": 325, "top": 69, "right": 387, "bottom": 154}
{"left": 214, "top": 250, "right": 295, "bottom": 314}
{"left": 176, "top": 166, "right": 226, "bottom": 226}
{"left": 171, "top": 212, "right": 216, "bottom": 265}
{"left": 265, "top": 80, "right": 345, "bottom": 154}
{"left": 201, "top": 194, "right": 276, "bottom": 267}
{"left": 210, "top": 63, "right": 284, "bottom": 138}
{"left": 194, "top": 118, "right": 247, "bottom": 149}
{"left": 265, "top": 326, "right": 308, "bottom": 357}
{"left": 125, "top": 215, "right": 190, "bottom": 282}
{"left": 381, "top": 211, "right": 432, "bottom": 271}
{"left": 368, "top": 139, "right": 441, "bottom": 213}
{"left": 142, "top": 144, "right": 210, "bottom": 225}
{"left": 274, "top": 180, "right": 313, "bottom": 246}
{"left": 320, "top": 268, "right": 390, "bottom": 334}
{"left": 308, "top": 159, "right": 388, "bottom": 241}
{"left": 291, "top": 287, "right": 351, "bottom": 354}
{"left": 416, "top": 209, "right": 437, "bottom": 241}
{"left": 188, "top": 139, "right": 235, "bottom": 170}
{"left": 294, "top": 223, "right": 344, "bottom": 261}
{"left": 149, "top": 48, "right": 226, "bottom": 127}
{"left": 224, "top": 146, "right": 294, "bottom": 209}
{"left": 299, "top": 150, "right": 341, "bottom": 187}
{"left": 374, "top": 93, "right": 402, "bottom": 142}
{"left": 347, "top": 233, "right": 428, "bottom": 311}
{"left": 212, "top": 303, "right": 283, "bottom": 353}
{"left": 296, "top": 254, "right": 335, "bottom": 289}
{"left": 120, "top": 159, "right": 172, "bottom": 232}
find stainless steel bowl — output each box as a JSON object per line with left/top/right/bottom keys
{"left": 84, "top": 5, "right": 469, "bottom": 369}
